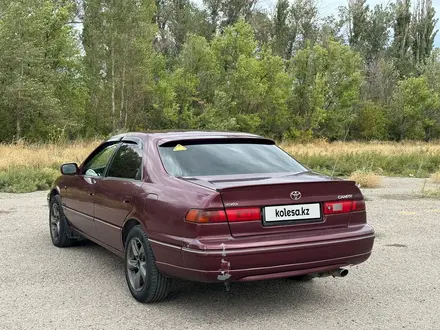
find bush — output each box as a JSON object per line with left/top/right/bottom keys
{"left": 353, "top": 102, "right": 389, "bottom": 140}
{"left": 0, "top": 167, "right": 59, "bottom": 193}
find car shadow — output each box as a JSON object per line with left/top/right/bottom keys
{"left": 163, "top": 277, "right": 330, "bottom": 319}
{"left": 45, "top": 235, "right": 343, "bottom": 320}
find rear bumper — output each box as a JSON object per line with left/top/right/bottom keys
{"left": 150, "top": 224, "right": 375, "bottom": 283}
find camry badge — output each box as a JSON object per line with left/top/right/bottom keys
{"left": 290, "top": 191, "right": 302, "bottom": 200}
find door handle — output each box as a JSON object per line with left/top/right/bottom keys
{"left": 123, "top": 199, "right": 131, "bottom": 204}
{"left": 89, "top": 192, "right": 95, "bottom": 196}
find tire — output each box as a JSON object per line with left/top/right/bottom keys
{"left": 289, "top": 274, "right": 315, "bottom": 282}
{"left": 49, "top": 195, "right": 76, "bottom": 247}
{"left": 124, "top": 225, "right": 172, "bottom": 303}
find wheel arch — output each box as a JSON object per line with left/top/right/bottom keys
{"left": 122, "top": 218, "right": 145, "bottom": 248}
{"left": 49, "top": 189, "right": 58, "bottom": 198}
{"left": 48, "top": 186, "right": 61, "bottom": 203}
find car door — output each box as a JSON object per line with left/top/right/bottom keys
{"left": 62, "top": 143, "right": 119, "bottom": 238}
{"left": 93, "top": 141, "right": 143, "bottom": 251}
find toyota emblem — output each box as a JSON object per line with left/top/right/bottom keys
{"left": 290, "top": 191, "right": 302, "bottom": 200}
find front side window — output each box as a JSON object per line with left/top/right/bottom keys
{"left": 107, "top": 143, "right": 143, "bottom": 180}
{"left": 83, "top": 144, "right": 119, "bottom": 177}
{"left": 159, "top": 141, "right": 306, "bottom": 177}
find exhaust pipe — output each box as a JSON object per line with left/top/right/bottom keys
{"left": 311, "top": 268, "right": 349, "bottom": 278}
{"left": 330, "top": 268, "right": 349, "bottom": 277}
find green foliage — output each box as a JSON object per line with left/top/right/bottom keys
{"left": 288, "top": 40, "right": 363, "bottom": 140}
{"left": 411, "top": 0, "right": 439, "bottom": 65}
{"left": 388, "top": 77, "right": 440, "bottom": 140}
{"left": 390, "top": 0, "right": 413, "bottom": 77}
{"left": 353, "top": 102, "right": 389, "bottom": 140}
{"left": 0, "top": 167, "right": 59, "bottom": 193}
{"left": 0, "top": 0, "right": 84, "bottom": 142}
{"left": 0, "top": 0, "right": 440, "bottom": 144}
{"left": 82, "top": 0, "right": 157, "bottom": 135}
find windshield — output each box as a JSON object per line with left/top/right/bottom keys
{"left": 158, "top": 141, "right": 306, "bottom": 177}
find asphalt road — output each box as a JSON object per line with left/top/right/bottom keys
{"left": 0, "top": 177, "right": 439, "bottom": 330}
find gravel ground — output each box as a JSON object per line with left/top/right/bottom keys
{"left": 0, "top": 177, "right": 439, "bottom": 330}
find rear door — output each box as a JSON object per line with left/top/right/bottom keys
{"left": 93, "top": 141, "right": 143, "bottom": 251}
{"left": 63, "top": 143, "right": 119, "bottom": 237}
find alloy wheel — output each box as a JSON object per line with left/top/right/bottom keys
{"left": 127, "top": 237, "right": 148, "bottom": 292}
{"left": 50, "top": 203, "right": 61, "bottom": 240}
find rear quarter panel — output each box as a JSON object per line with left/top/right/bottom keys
{"left": 140, "top": 140, "right": 231, "bottom": 247}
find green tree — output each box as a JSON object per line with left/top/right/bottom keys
{"left": 365, "top": 5, "right": 392, "bottom": 63}
{"left": 389, "top": 77, "right": 439, "bottom": 140}
{"left": 155, "top": 0, "right": 212, "bottom": 55}
{"left": 82, "top": 0, "right": 157, "bottom": 135}
{"left": 271, "top": 0, "right": 319, "bottom": 60}
{"left": 390, "top": 0, "right": 413, "bottom": 77}
{"left": 288, "top": 40, "right": 363, "bottom": 140}
{"left": 272, "top": 0, "right": 291, "bottom": 58}
{"left": 363, "top": 57, "right": 399, "bottom": 107}
{"left": 346, "top": 0, "right": 369, "bottom": 49}
{"left": 203, "top": 0, "right": 257, "bottom": 33}
{"left": 0, "top": 0, "right": 84, "bottom": 142}
{"left": 353, "top": 101, "right": 389, "bottom": 140}
{"left": 177, "top": 20, "right": 291, "bottom": 137}
{"left": 411, "top": 0, "right": 438, "bottom": 66}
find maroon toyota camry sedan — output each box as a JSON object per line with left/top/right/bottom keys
{"left": 48, "top": 131, "right": 374, "bottom": 302}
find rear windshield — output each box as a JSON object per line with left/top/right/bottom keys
{"left": 158, "top": 141, "right": 306, "bottom": 177}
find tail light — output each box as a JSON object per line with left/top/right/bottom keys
{"left": 226, "top": 208, "right": 261, "bottom": 222}
{"left": 185, "top": 209, "right": 227, "bottom": 223}
{"left": 185, "top": 208, "right": 261, "bottom": 223}
{"left": 323, "top": 200, "right": 366, "bottom": 215}
{"left": 352, "top": 200, "right": 366, "bottom": 211}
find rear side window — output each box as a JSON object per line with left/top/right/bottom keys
{"left": 107, "top": 143, "right": 143, "bottom": 180}
{"left": 159, "top": 142, "right": 306, "bottom": 177}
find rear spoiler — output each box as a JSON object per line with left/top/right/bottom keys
{"left": 176, "top": 171, "right": 347, "bottom": 193}
{"left": 177, "top": 177, "right": 220, "bottom": 191}
{"left": 159, "top": 137, "right": 275, "bottom": 147}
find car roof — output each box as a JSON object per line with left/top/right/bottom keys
{"left": 107, "top": 131, "right": 272, "bottom": 145}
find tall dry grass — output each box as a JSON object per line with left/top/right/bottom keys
{"left": 430, "top": 171, "right": 440, "bottom": 183}
{"left": 1, "top": 139, "right": 438, "bottom": 171}
{"left": 348, "top": 170, "right": 381, "bottom": 188}
{"left": 0, "top": 140, "right": 100, "bottom": 171}
{"left": 280, "top": 139, "right": 440, "bottom": 156}
{"left": 281, "top": 140, "right": 440, "bottom": 178}
{"left": 1, "top": 139, "right": 440, "bottom": 192}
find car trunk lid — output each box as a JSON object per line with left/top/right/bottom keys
{"left": 182, "top": 172, "right": 364, "bottom": 237}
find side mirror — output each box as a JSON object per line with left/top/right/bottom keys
{"left": 61, "top": 163, "right": 79, "bottom": 175}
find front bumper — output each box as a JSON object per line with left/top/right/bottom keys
{"left": 150, "top": 224, "right": 375, "bottom": 282}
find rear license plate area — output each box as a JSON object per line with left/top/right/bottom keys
{"left": 263, "top": 203, "right": 322, "bottom": 226}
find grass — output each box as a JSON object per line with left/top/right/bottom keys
{"left": 282, "top": 140, "right": 440, "bottom": 178}
{"left": 430, "top": 170, "right": 440, "bottom": 183}
{"left": 0, "top": 140, "right": 99, "bottom": 172}
{"left": 0, "top": 139, "right": 439, "bottom": 193}
{"left": 0, "top": 167, "right": 60, "bottom": 193}
{"left": 0, "top": 140, "right": 100, "bottom": 193}
{"left": 419, "top": 179, "right": 440, "bottom": 198}
{"left": 348, "top": 170, "right": 381, "bottom": 188}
